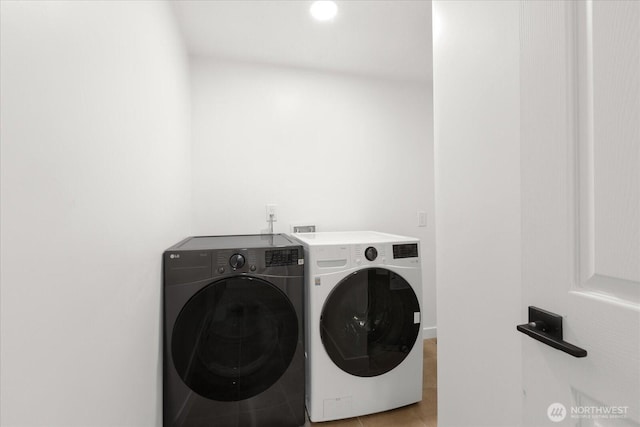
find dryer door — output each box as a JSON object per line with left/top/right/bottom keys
{"left": 320, "top": 268, "right": 420, "bottom": 377}
{"left": 171, "top": 276, "right": 298, "bottom": 402}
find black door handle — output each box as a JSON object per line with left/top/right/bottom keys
{"left": 517, "top": 306, "right": 587, "bottom": 358}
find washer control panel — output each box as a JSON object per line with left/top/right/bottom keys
{"left": 215, "top": 250, "right": 257, "bottom": 274}
{"left": 214, "top": 248, "right": 302, "bottom": 275}
{"left": 229, "top": 253, "right": 246, "bottom": 269}
{"left": 265, "top": 248, "right": 300, "bottom": 267}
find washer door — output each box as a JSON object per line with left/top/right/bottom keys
{"left": 171, "top": 276, "right": 298, "bottom": 402}
{"left": 320, "top": 268, "right": 420, "bottom": 377}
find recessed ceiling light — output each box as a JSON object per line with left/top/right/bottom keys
{"left": 310, "top": 1, "right": 338, "bottom": 22}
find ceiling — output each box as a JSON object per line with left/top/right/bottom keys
{"left": 171, "top": 0, "right": 433, "bottom": 82}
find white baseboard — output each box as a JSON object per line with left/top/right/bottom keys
{"left": 423, "top": 326, "right": 437, "bottom": 340}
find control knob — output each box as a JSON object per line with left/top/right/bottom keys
{"left": 229, "top": 253, "right": 246, "bottom": 269}
{"left": 365, "top": 246, "right": 378, "bottom": 261}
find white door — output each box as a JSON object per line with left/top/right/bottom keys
{"left": 434, "top": 1, "right": 639, "bottom": 426}
{"left": 520, "top": 1, "right": 639, "bottom": 425}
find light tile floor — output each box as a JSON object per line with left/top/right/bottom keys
{"left": 307, "top": 338, "right": 437, "bottom": 427}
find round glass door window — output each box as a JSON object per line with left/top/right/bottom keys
{"left": 171, "top": 276, "right": 298, "bottom": 401}
{"left": 320, "top": 268, "right": 420, "bottom": 377}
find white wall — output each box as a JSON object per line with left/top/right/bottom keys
{"left": 190, "top": 58, "right": 437, "bottom": 335}
{"left": 433, "top": 1, "right": 522, "bottom": 426}
{"left": 0, "top": 2, "right": 191, "bottom": 426}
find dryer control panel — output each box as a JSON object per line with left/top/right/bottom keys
{"left": 392, "top": 243, "right": 419, "bottom": 259}
{"left": 353, "top": 244, "right": 386, "bottom": 266}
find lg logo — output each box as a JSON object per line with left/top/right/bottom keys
{"left": 169, "top": 254, "right": 180, "bottom": 259}
{"left": 547, "top": 403, "right": 567, "bottom": 423}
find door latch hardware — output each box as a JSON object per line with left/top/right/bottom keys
{"left": 517, "top": 306, "right": 587, "bottom": 358}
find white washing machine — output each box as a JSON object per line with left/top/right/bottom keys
{"left": 290, "top": 231, "right": 423, "bottom": 422}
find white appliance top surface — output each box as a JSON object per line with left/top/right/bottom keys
{"left": 290, "top": 231, "right": 418, "bottom": 246}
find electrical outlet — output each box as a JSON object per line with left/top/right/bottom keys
{"left": 418, "top": 211, "right": 427, "bottom": 227}
{"left": 266, "top": 204, "right": 278, "bottom": 221}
